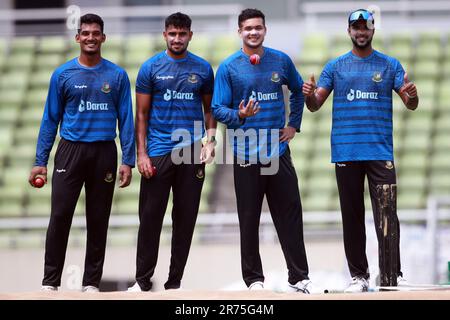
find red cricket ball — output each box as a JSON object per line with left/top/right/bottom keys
{"left": 150, "top": 166, "right": 157, "bottom": 177}
{"left": 249, "top": 54, "right": 260, "bottom": 65}
{"left": 33, "top": 177, "right": 45, "bottom": 188}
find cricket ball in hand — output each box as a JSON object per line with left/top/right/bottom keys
{"left": 150, "top": 166, "right": 157, "bottom": 177}
{"left": 33, "top": 177, "right": 45, "bottom": 188}
{"left": 249, "top": 54, "right": 260, "bottom": 65}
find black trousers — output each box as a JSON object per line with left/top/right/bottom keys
{"left": 42, "top": 138, "right": 117, "bottom": 287}
{"left": 135, "top": 143, "right": 205, "bottom": 290}
{"left": 233, "top": 148, "right": 309, "bottom": 287}
{"left": 335, "top": 160, "right": 402, "bottom": 280}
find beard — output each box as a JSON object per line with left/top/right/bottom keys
{"left": 351, "top": 36, "right": 372, "bottom": 49}
{"left": 167, "top": 44, "right": 187, "bottom": 56}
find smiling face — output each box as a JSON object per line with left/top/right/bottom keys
{"left": 238, "top": 17, "right": 266, "bottom": 50}
{"left": 76, "top": 23, "right": 105, "bottom": 56}
{"left": 348, "top": 19, "right": 374, "bottom": 50}
{"left": 164, "top": 25, "right": 192, "bottom": 57}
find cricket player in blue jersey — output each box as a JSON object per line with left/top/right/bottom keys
{"left": 28, "top": 14, "right": 135, "bottom": 292}
{"left": 127, "top": 12, "right": 216, "bottom": 292}
{"left": 212, "top": 8, "right": 313, "bottom": 293}
{"left": 303, "top": 9, "right": 418, "bottom": 292}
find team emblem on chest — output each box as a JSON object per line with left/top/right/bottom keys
{"left": 372, "top": 72, "right": 382, "bottom": 83}
{"left": 101, "top": 81, "right": 111, "bottom": 93}
{"left": 271, "top": 72, "right": 280, "bottom": 83}
{"left": 188, "top": 74, "right": 198, "bottom": 84}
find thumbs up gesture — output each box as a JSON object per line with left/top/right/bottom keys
{"left": 400, "top": 72, "right": 417, "bottom": 99}
{"left": 302, "top": 73, "right": 317, "bottom": 97}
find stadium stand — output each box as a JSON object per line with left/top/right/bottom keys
{"left": 0, "top": 30, "right": 449, "bottom": 247}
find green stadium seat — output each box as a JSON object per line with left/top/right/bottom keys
{"left": 308, "top": 151, "right": 333, "bottom": 176}
{"left": 298, "top": 63, "right": 325, "bottom": 81}
{"left": 428, "top": 172, "right": 450, "bottom": 195}
{"left": 188, "top": 33, "right": 211, "bottom": 60}
{"left": 401, "top": 131, "right": 430, "bottom": 152}
{"left": 152, "top": 34, "right": 167, "bottom": 53}
{"left": 7, "top": 143, "right": 36, "bottom": 168}
{"left": 20, "top": 108, "right": 43, "bottom": 126}
{"left": 0, "top": 106, "right": 19, "bottom": 126}
{"left": 299, "top": 33, "right": 328, "bottom": 64}
{"left": 0, "top": 88, "right": 25, "bottom": 107}
{"left": 434, "top": 111, "right": 450, "bottom": 131}
{"left": 398, "top": 170, "right": 427, "bottom": 190}
{"left": 25, "top": 88, "right": 48, "bottom": 106}
{"left": 0, "top": 185, "right": 24, "bottom": 217}
{"left": 388, "top": 43, "right": 413, "bottom": 63}
{"left": 10, "top": 36, "right": 36, "bottom": 53}
{"left": 413, "top": 60, "right": 440, "bottom": 79}
{"left": 35, "top": 53, "right": 64, "bottom": 70}
{"left": 5, "top": 52, "right": 34, "bottom": 70}
{"left": 124, "top": 49, "right": 151, "bottom": 68}
{"left": 398, "top": 151, "right": 428, "bottom": 171}
{"left": 25, "top": 194, "right": 51, "bottom": 217}
{"left": 102, "top": 49, "right": 123, "bottom": 65}
{"left": 302, "top": 190, "right": 333, "bottom": 211}
{"left": 430, "top": 150, "right": 450, "bottom": 171}
{"left": 210, "top": 34, "right": 240, "bottom": 65}
{"left": 311, "top": 135, "right": 330, "bottom": 154}
{"left": 433, "top": 131, "right": 450, "bottom": 150}
{"left": 438, "top": 80, "right": 450, "bottom": 109}
{"left": 37, "top": 36, "right": 67, "bottom": 53}
{"left": 403, "top": 109, "right": 433, "bottom": 133}
{"left": 413, "top": 79, "right": 435, "bottom": 99}
{"left": 126, "top": 34, "right": 154, "bottom": 53}
{"left": 293, "top": 152, "right": 310, "bottom": 176}
{"left": 415, "top": 31, "right": 442, "bottom": 61}
{"left": 14, "top": 126, "right": 39, "bottom": 145}
{"left": 397, "top": 190, "right": 425, "bottom": 209}
{"left": 30, "top": 70, "right": 52, "bottom": 88}
{"left": 304, "top": 172, "right": 336, "bottom": 193}
{"left": 0, "top": 72, "right": 28, "bottom": 90}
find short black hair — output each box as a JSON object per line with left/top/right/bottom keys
{"left": 165, "top": 12, "right": 192, "bottom": 30}
{"left": 238, "top": 8, "right": 265, "bottom": 28}
{"left": 78, "top": 13, "right": 104, "bottom": 34}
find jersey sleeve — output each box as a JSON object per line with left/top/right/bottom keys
{"left": 34, "top": 70, "right": 64, "bottom": 166}
{"left": 211, "top": 63, "right": 243, "bottom": 126}
{"left": 393, "top": 58, "right": 406, "bottom": 92}
{"left": 201, "top": 64, "right": 214, "bottom": 95}
{"left": 117, "top": 70, "right": 136, "bottom": 167}
{"left": 135, "top": 62, "right": 152, "bottom": 95}
{"left": 317, "top": 60, "right": 335, "bottom": 91}
{"left": 285, "top": 55, "right": 305, "bottom": 132}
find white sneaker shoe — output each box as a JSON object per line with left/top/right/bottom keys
{"left": 41, "top": 285, "right": 58, "bottom": 292}
{"left": 127, "top": 282, "right": 142, "bottom": 292}
{"left": 397, "top": 275, "right": 408, "bottom": 286}
{"left": 344, "top": 277, "right": 369, "bottom": 293}
{"left": 82, "top": 285, "right": 99, "bottom": 293}
{"left": 288, "top": 279, "right": 314, "bottom": 294}
{"left": 248, "top": 281, "right": 264, "bottom": 291}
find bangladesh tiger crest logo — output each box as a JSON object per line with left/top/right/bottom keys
{"left": 372, "top": 72, "right": 382, "bottom": 83}
{"left": 188, "top": 74, "right": 198, "bottom": 84}
{"left": 104, "top": 172, "right": 114, "bottom": 183}
{"left": 101, "top": 82, "right": 111, "bottom": 93}
{"left": 271, "top": 72, "right": 280, "bottom": 83}
{"left": 196, "top": 168, "right": 204, "bottom": 179}
{"left": 385, "top": 161, "right": 394, "bottom": 170}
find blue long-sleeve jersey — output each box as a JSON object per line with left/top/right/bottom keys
{"left": 35, "top": 58, "right": 135, "bottom": 167}
{"left": 317, "top": 50, "right": 405, "bottom": 163}
{"left": 212, "top": 47, "right": 304, "bottom": 161}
